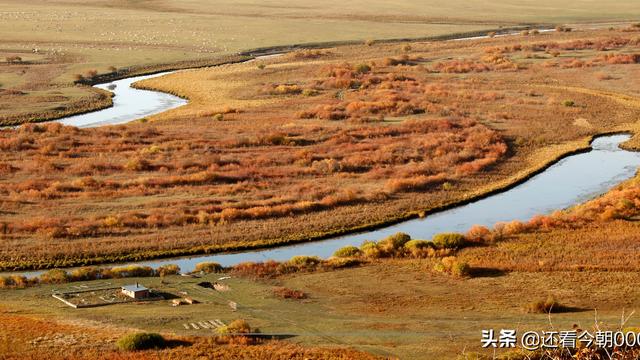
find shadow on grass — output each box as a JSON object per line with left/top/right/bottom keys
{"left": 152, "top": 290, "right": 180, "bottom": 300}
{"left": 255, "top": 333, "right": 297, "bottom": 340}
{"left": 469, "top": 267, "right": 508, "bottom": 278}
{"left": 527, "top": 299, "right": 589, "bottom": 314}
{"left": 526, "top": 305, "right": 589, "bottom": 314}
{"left": 165, "top": 339, "right": 193, "bottom": 348}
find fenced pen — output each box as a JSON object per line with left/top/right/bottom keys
{"left": 52, "top": 286, "right": 163, "bottom": 308}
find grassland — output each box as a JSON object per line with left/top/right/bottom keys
{"left": 2, "top": 28, "right": 640, "bottom": 270}
{"left": 1, "top": 0, "right": 640, "bottom": 124}
{"left": 0, "top": 303, "right": 379, "bottom": 359}
{"left": 5, "top": 170, "right": 640, "bottom": 358}
{"left": 4, "top": 260, "right": 640, "bottom": 359}
{"left": 3, "top": 6, "right": 640, "bottom": 359}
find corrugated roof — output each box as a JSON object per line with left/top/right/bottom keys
{"left": 121, "top": 284, "right": 148, "bottom": 292}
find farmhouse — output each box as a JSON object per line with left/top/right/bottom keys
{"left": 121, "top": 283, "right": 150, "bottom": 299}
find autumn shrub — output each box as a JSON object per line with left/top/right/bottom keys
{"left": 116, "top": 333, "right": 166, "bottom": 351}
{"left": 360, "top": 241, "right": 385, "bottom": 258}
{"left": 434, "top": 256, "right": 470, "bottom": 277}
{"left": 599, "top": 53, "right": 640, "bottom": 64}
{"left": 323, "top": 257, "right": 362, "bottom": 269}
{"left": 465, "top": 225, "right": 492, "bottom": 243}
{"left": 69, "top": 267, "right": 102, "bottom": 281}
{"left": 5, "top": 55, "right": 22, "bottom": 64}
{"left": 288, "top": 49, "right": 332, "bottom": 59}
{"left": 432, "top": 233, "right": 466, "bottom": 249}
{"left": 39, "top": 269, "right": 69, "bottom": 284}
{"left": 555, "top": 26, "right": 572, "bottom": 32}
{"left": 216, "top": 319, "right": 260, "bottom": 345}
{"left": 289, "top": 255, "right": 321, "bottom": 267}
{"left": 267, "top": 84, "right": 302, "bottom": 95}
{"left": 527, "top": 296, "right": 565, "bottom": 313}
{"left": 302, "top": 88, "right": 320, "bottom": 96}
{"left": 383, "top": 55, "right": 421, "bottom": 66}
{"left": 384, "top": 173, "right": 447, "bottom": 193}
{"left": 596, "top": 72, "right": 615, "bottom": 80}
{"left": 450, "top": 261, "right": 471, "bottom": 277}
{"left": 273, "top": 286, "right": 307, "bottom": 299}
{"left": 232, "top": 261, "right": 281, "bottom": 278}
{"left": 108, "top": 265, "right": 154, "bottom": 278}
{"left": 194, "top": 262, "right": 223, "bottom": 274}
{"left": 333, "top": 245, "right": 361, "bottom": 258}
{"left": 561, "top": 100, "right": 575, "bottom": 107}
{"left": 378, "top": 232, "right": 411, "bottom": 252}
{"left": 354, "top": 63, "right": 371, "bottom": 74}
{"left": 403, "top": 239, "right": 433, "bottom": 257}
{"left": 85, "top": 69, "right": 98, "bottom": 79}
{"left": 0, "top": 275, "right": 28, "bottom": 288}
{"left": 124, "top": 157, "right": 153, "bottom": 171}
{"left": 156, "top": 264, "right": 180, "bottom": 277}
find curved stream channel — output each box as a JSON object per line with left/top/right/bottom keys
{"left": 10, "top": 30, "right": 640, "bottom": 277}
{"left": 57, "top": 72, "right": 187, "bottom": 128}
{"left": 98, "top": 134, "right": 640, "bottom": 271}
{"left": 12, "top": 134, "right": 640, "bottom": 277}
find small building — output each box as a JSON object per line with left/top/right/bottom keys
{"left": 121, "top": 283, "right": 150, "bottom": 299}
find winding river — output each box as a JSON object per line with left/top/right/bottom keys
{"left": 11, "top": 134, "right": 640, "bottom": 277}
{"left": 10, "top": 29, "right": 640, "bottom": 277}
{"left": 57, "top": 72, "right": 187, "bottom": 128}
{"left": 105, "top": 134, "right": 640, "bottom": 271}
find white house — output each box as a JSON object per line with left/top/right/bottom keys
{"left": 121, "top": 283, "right": 150, "bottom": 299}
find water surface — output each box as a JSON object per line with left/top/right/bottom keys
{"left": 18, "top": 134, "right": 631, "bottom": 276}
{"left": 57, "top": 72, "right": 187, "bottom": 128}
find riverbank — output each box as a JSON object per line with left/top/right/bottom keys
{"left": 1, "top": 26, "right": 542, "bottom": 127}
{"left": 2, "top": 27, "right": 640, "bottom": 271}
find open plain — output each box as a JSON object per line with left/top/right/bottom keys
{"left": 2, "top": 2, "right": 640, "bottom": 359}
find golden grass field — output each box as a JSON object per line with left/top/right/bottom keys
{"left": 3, "top": 27, "right": 640, "bottom": 271}
{"left": 3, "top": 4, "right": 640, "bottom": 358}
{"left": 1, "top": 0, "right": 640, "bottom": 123}
{"left": 4, "top": 166, "right": 640, "bottom": 359}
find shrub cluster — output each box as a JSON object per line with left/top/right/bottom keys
{"left": 527, "top": 296, "right": 564, "bottom": 313}
{"left": 333, "top": 231, "right": 467, "bottom": 261}
{"left": 0, "top": 264, "right": 179, "bottom": 289}
{"left": 433, "top": 256, "right": 470, "bottom": 277}
{"left": 273, "top": 286, "right": 307, "bottom": 299}
{"left": 5, "top": 55, "right": 22, "bottom": 64}
{"left": 116, "top": 332, "right": 166, "bottom": 351}
{"left": 215, "top": 319, "right": 263, "bottom": 345}
{"left": 230, "top": 255, "right": 363, "bottom": 279}
{"left": 194, "top": 262, "right": 223, "bottom": 274}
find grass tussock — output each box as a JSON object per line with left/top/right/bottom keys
{"left": 526, "top": 296, "right": 565, "bottom": 313}
{"left": 117, "top": 333, "right": 166, "bottom": 351}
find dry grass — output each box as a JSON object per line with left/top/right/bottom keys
{"left": 458, "top": 170, "right": 640, "bottom": 272}
{"left": 3, "top": 29, "right": 640, "bottom": 269}
{"left": 0, "top": 308, "right": 379, "bottom": 360}
{"left": 1, "top": 0, "right": 639, "bottom": 124}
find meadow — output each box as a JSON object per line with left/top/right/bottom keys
{"left": 3, "top": 2, "right": 640, "bottom": 359}
{"left": 3, "top": 166, "right": 640, "bottom": 358}
{"left": 2, "top": 27, "right": 640, "bottom": 270}
{"left": 1, "top": 0, "right": 640, "bottom": 124}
